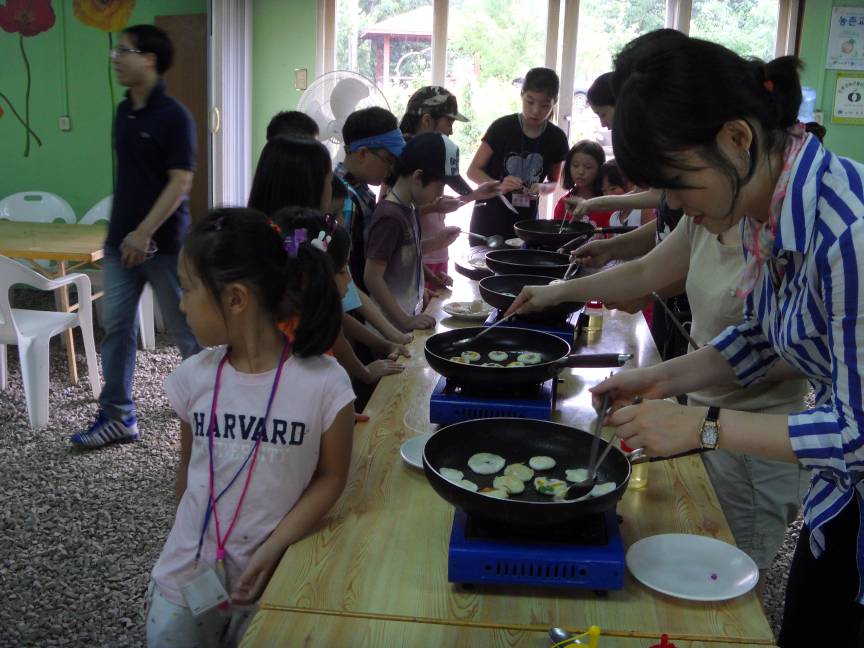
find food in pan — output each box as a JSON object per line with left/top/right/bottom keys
{"left": 516, "top": 352, "right": 542, "bottom": 365}
{"left": 439, "top": 468, "right": 464, "bottom": 482}
{"left": 506, "top": 361, "right": 525, "bottom": 367}
{"left": 461, "top": 350, "right": 481, "bottom": 363}
{"left": 480, "top": 487, "right": 509, "bottom": 499}
{"left": 565, "top": 468, "right": 590, "bottom": 483}
{"left": 481, "top": 362, "right": 503, "bottom": 367}
{"left": 504, "top": 462, "right": 534, "bottom": 482}
{"left": 468, "top": 453, "right": 506, "bottom": 475}
{"left": 449, "top": 356, "right": 467, "bottom": 363}
{"left": 534, "top": 477, "right": 568, "bottom": 497}
{"left": 488, "top": 350, "right": 509, "bottom": 362}
{"left": 529, "top": 456, "right": 557, "bottom": 470}
{"left": 589, "top": 481, "right": 616, "bottom": 497}
{"left": 457, "top": 479, "right": 479, "bottom": 492}
{"left": 493, "top": 474, "right": 525, "bottom": 495}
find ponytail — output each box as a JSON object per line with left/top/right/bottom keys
{"left": 271, "top": 206, "right": 347, "bottom": 356}
{"left": 761, "top": 56, "right": 804, "bottom": 131}
{"left": 284, "top": 242, "right": 342, "bottom": 357}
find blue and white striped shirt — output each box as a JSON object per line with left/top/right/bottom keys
{"left": 710, "top": 134, "right": 864, "bottom": 602}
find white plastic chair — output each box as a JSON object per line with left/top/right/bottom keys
{"left": 79, "top": 196, "right": 157, "bottom": 351}
{"left": 0, "top": 191, "right": 77, "bottom": 224}
{"left": 0, "top": 255, "right": 100, "bottom": 429}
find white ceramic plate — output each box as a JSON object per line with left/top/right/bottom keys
{"left": 626, "top": 534, "right": 759, "bottom": 601}
{"left": 442, "top": 300, "right": 493, "bottom": 321}
{"left": 400, "top": 432, "right": 435, "bottom": 469}
{"left": 465, "top": 250, "right": 488, "bottom": 269}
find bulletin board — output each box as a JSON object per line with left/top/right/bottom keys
{"left": 833, "top": 72, "right": 864, "bottom": 124}
{"left": 826, "top": 7, "right": 864, "bottom": 70}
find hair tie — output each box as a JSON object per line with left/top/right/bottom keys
{"left": 763, "top": 79, "right": 775, "bottom": 93}
{"left": 310, "top": 230, "right": 331, "bottom": 252}
{"left": 266, "top": 218, "right": 283, "bottom": 236}
{"left": 284, "top": 228, "right": 307, "bottom": 258}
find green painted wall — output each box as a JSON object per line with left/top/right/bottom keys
{"left": 0, "top": 0, "right": 205, "bottom": 220}
{"left": 251, "top": 0, "right": 318, "bottom": 161}
{"left": 799, "top": 0, "right": 864, "bottom": 160}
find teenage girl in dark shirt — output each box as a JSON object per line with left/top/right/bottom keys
{"left": 466, "top": 67, "right": 569, "bottom": 240}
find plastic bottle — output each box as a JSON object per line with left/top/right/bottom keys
{"left": 584, "top": 299, "right": 604, "bottom": 331}
{"left": 621, "top": 440, "right": 648, "bottom": 489}
{"left": 649, "top": 634, "right": 677, "bottom": 648}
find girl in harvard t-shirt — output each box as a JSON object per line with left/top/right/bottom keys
{"left": 146, "top": 208, "right": 355, "bottom": 647}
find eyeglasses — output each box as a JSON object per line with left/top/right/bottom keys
{"left": 110, "top": 46, "right": 144, "bottom": 59}
{"left": 367, "top": 149, "right": 396, "bottom": 166}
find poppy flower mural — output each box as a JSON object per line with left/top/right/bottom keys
{"left": 0, "top": 0, "right": 55, "bottom": 157}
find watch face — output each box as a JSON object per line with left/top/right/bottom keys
{"left": 702, "top": 424, "right": 718, "bottom": 447}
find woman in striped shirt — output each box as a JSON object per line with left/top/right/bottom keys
{"left": 592, "top": 33, "right": 864, "bottom": 647}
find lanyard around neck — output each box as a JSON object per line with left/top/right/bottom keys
{"left": 195, "top": 337, "right": 291, "bottom": 564}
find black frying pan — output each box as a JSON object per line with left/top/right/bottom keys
{"left": 425, "top": 326, "right": 630, "bottom": 388}
{"left": 422, "top": 418, "right": 630, "bottom": 526}
{"left": 479, "top": 274, "right": 584, "bottom": 317}
{"left": 422, "top": 418, "right": 707, "bottom": 527}
{"left": 485, "top": 249, "right": 571, "bottom": 278}
{"left": 514, "top": 219, "right": 636, "bottom": 250}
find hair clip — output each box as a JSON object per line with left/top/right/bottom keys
{"left": 763, "top": 79, "right": 774, "bottom": 93}
{"left": 324, "top": 212, "right": 339, "bottom": 234}
{"left": 311, "top": 231, "right": 331, "bottom": 252}
{"left": 265, "top": 218, "right": 283, "bottom": 236}
{"left": 284, "top": 228, "right": 307, "bottom": 258}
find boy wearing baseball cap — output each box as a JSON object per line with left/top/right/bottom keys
{"left": 364, "top": 133, "right": 469, "bottom": 332}
{"left": 336, "top": 106, "right": 405, "bottom": 293}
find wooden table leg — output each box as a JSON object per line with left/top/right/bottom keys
{"left": 56, "top": 261, "right": 79, "bottom": 384}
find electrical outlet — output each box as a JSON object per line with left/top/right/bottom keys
{"left": 294, "top": 68, "right": 308, "bottom": 91}
{"left": 58, "top": 115, "right": 72, "bottom": 131}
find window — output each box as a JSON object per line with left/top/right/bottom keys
{"left": 689, "top": 0, "right": 780, "bottom": 61}
{"left": 445, "top": 0, "right": 549, "bottom": 172}
{"left": 335, "top": 0, "right": 433, "bottom": 115}
{"left": 568, "top": 0, "right": 667, "bottom": 155}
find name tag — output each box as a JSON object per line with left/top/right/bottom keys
{"left": 512, "top": 193, "right": 532, "bottom": 208}
{"left": 181, "top": 565, "right": 230, "bottom": 617}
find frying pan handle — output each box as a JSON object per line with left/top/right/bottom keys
{"left": 627, "top": 447, "right": 708, "bottom": 465}
{"left": 594, "top": 226, "right": 637, "bottom": 235}
{"left": 558, "top": 234, "right": 590, "bottom": 254}
{"left": 554, "top": 353, "right": 633, "bottom": 369}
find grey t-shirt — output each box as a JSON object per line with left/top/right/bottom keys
{"left": 366, "top": 199, "right": 423, "bottom": 322}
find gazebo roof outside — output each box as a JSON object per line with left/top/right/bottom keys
{"left": 360, "top": 6, "right": 433, "bottom": 40}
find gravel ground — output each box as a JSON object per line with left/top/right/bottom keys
{"left": 0, "top": 298, "right": 799, "bottom": 646}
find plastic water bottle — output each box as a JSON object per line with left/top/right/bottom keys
{"left": 798, "top": 86, "right": 817, "bottom": 123}
{"left": 584, "top": 299, "right": 604, "bottom": 331}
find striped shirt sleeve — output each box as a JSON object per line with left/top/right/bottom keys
{"left": 788, "top": 217, "right": 864, "bottom": 484}
{"left": 710, "top": 315, "right": 780, "bottom": 388}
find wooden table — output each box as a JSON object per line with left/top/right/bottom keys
{"left": 0, "top": 220, "right": 106, "bottom": 384}
{"left": 241, "top": 278, "right": 777, "bottom": 648}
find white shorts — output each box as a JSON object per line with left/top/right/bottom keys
{"left": 145, "top": 581, "right": 255, "bottom": 648}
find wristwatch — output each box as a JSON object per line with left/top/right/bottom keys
{"left": 699, "top": 406, "right": 721, "bottom": 450}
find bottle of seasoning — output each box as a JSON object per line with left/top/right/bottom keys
{"left": 584, "top": 299, "right": 604, "bottom": 331}
{"left": 621, "top": 439, "right": 648, "bottom": 489}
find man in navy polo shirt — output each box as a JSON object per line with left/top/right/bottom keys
{"left": 72, "top": 25, "right": 200, "bottom": 449}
